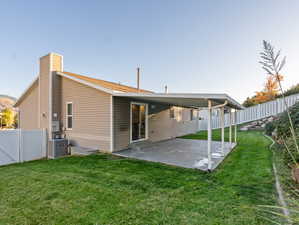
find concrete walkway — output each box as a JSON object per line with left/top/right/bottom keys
{"left": 114, "top": 138, "right": 236, "bottom": 171}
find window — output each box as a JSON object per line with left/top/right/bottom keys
{"left": 169, "top": 107, "right": 175, "bottom": 119}
{"left": 66, "top": 102, "right": 73, "bottom": 130}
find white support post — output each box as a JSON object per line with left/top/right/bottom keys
{"left": 234, "top": 110, "right": 237, "bottom": 144}
{"left": 221, "top": 107, "right": 225, "bottom": 156}
{"left": 207, "top": 100, "right": 212, "bottom": 171}
{"left": 229, "top": 108, "right": 232, "bottom": 146}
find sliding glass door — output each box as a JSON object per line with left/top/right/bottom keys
{"left": 131, "top": 103, "right": 148, "bottom": 142}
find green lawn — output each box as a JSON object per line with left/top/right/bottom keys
{"left": 0, "top": 130, "right": 276, "bottom": 225}
{"left": 181, "top": 126, "right": 236, "bottom": 142}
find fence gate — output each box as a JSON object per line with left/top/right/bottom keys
{"left": 0, "top": 129, "right": 47, "bottom": 166}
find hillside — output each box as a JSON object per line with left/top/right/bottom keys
{"left": 0, "top": 95, "right": 16, "bottom": 110}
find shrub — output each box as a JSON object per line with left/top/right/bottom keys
{"left": 279, "top": 136, "right": 299, "bottom": 164}
{"left": 271, "top": 102, "right": 299, "bottom": 164}
{"left": 277, "top": 83, "right": 299, "bottom": 98}
{"left": 275, "top": 102, "right": 299, "bottom": 138}
{"left": 265, "top": 121, "right": 276, "bottom": 136}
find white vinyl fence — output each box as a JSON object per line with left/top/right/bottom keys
{"left": 0, "top": 129, "right": 47, "bottom": 166}
{"left": 199, "top": 93, "right": 299, "bottom": 130}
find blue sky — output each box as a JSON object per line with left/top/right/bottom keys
{"left": 1, "top": 0, "right": 299, "bottom": 102}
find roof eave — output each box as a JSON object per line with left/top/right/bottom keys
{"left": 14, "top": 77, "right": 39, "bottom": 107}
{"left": 57, "top": 72, "right": 115, "bottom": 95}
{"left": 15, "top": 72, "right": 244, "bottom": 110}
{"left": 113, "top": 92, "right": 244, "bottom": 110}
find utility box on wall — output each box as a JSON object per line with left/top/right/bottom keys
{"left": 52, "top": 121, "right": 60, "bottom": 132}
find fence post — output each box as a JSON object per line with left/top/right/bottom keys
{"left": 18, "top": 129, "right": 22, "bottom": 163}
{"left": 42, "top": 129, "right": 47, "bottom": 158}
{"left": 234, "top": 110, "right": 237, "bottom": 143}
{"left": 229, "top": 109, "right": 232, "bottom": 145}
{"left": 207, "top": 100, "right": 212, "bottom": 170}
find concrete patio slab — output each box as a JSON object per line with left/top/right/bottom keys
{"left": 113, "top": 139, "right": 236, "bottom": 171}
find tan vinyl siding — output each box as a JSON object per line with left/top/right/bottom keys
{"left": 149, "top": 106, "right": 198, "bottom": 142}
{"left": 113, "top": 97, "right": 131, "bottom": 151}
{"left": 113, "top": 97, "right": 199, "bottom": 151}
{"left": 39, "top": 54, "right": 51, "bottom": 130}
{"left": 51, "top": 54, "right": 63, "bottom": 126}
{"left": 17, "top": 53, "right": 63, "bottom": 132}
{"left": 61, "top": 77, "right": 112, "bottom": 151}
{"left": 19, "top": 82, "right": 39, "bottom": 129}
{"left": 52, "top": 74, "right": 62, "bottom": 122}
{"left": 39, "top": 53, "right": 63, "bottom": 132}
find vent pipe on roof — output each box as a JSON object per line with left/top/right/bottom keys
{"left": 137, "top": 67, "right": 140, "bottom": 91}
{"left": 165, "top": 85, "right": 168, "bottom": 94}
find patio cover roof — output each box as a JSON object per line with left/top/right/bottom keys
{"left": 114, "top": 93, "right": 244, "bottom": 110}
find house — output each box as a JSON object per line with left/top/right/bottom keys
{"left": 15, "top": 53, "right": 243, "bottom": 156}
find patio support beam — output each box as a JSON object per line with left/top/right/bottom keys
{"left": 221, "top": 107, "right": 225, "bottom": 156}
{"left": 207, "top": 100, "right": 212, "bottom": 171}
{"left": 209, "top": 100, "right": 227, "bottom": 157}
{"left": 234, "top": 110, "right": 237, "bottom": 143}
{"left": 229, "top": 108, "right": 232, "bottom": 146}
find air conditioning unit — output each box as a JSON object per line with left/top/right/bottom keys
{"left": 48, "top": 139, "right": 68, "bottom": 159}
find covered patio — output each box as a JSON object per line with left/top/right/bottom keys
{"left": 113, "top": 93, "right": 244, "bottom": 171}
{"left": 114, "top": 138, "right": 237, "bottom": 170}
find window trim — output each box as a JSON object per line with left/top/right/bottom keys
{"left": 66, "top": 102, "right": 73, "bottom": 130}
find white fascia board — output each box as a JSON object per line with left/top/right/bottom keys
{"left": 14, "top": 77, "right": 39, "bottom": 107}
{"left": 57, "top": 72, "right": 115, "bottom": 95}
{"left": 114, "top": 92, "right": 244, "bottom": 109}
{"left": 114, "top": 92, "right": 227, "bottom": 98}
{"left": 224, "top": 94, "right": 245, "bottom": 110}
